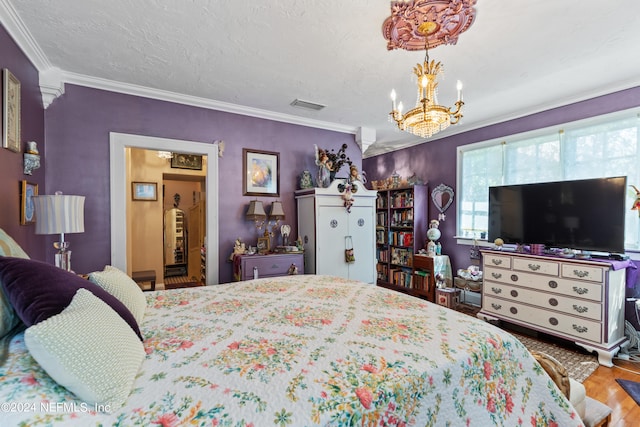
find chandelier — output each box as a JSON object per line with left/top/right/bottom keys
{"left": 389, "top": 22, "right": 463, "bottom": 138}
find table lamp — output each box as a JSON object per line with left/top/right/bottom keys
{"left": 32, "top": 192, "right": 85, "bottom": 271}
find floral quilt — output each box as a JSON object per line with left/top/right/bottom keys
{"left": 1, "top": 275, "right": 583, "bottom": 426}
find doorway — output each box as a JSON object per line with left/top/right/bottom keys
{"left": 109, "top": 132, "right": 219, "bottom": 285}
{"left": 162, "top": 174, "right": 206, "bottom": 285}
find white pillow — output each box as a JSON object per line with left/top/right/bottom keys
{"left": 24, "top": 288, "right": 145, "bottom": 412}
{"left": 89, "top": 266, "right": 146, "bottom": 324}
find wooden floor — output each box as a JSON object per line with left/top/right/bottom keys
{"left": 583, "top": 359, "right": 640, "bottom": 426}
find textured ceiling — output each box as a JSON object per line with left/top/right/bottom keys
{"left": 7, "top": 0, "right": 640, "bottom": 157}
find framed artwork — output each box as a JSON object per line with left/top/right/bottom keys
{"left": 171, "top": 153, "right": 203, "bottom": 170}
{"left": 2, "top": 69, "right": 21, "bottom": 152}
{"left": 132, "top": 181, "right": 158, "bottom": 201}
{"left": 243, "top": 148, "right": 279, "bottom": 197}
{"left": 20, "top": 180, "right": 37, "bottom": 225}
{"left": 257, "top": 236, "right": 270, "bottom": 254}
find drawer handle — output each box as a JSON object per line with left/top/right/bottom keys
{"left": 573, "top": 305, "right": 589, "bottom": 314}
{"left": 491, "top": 287, "right": 502, "bottom": 294}
{"left": 548, "top": 317, "right": 559, "bottom": 326}
{"left": 548, "top": 280, "right": 558, "bottom": 289}
{"left": 527, "top": 263, "right": 541, "bottom": 271}
{"left": 491, "top": 259, "right": 503, "bottom": 266}
{"left": 572, "top": 324, "right": 588, "bottom": 334}
{"left": 572, "top": 286, "right": 589, "bottom": 296}
{"left": 509, "top": 307, "right": 518, "bottom": 315}
{"left": 510, "top": 290, "right": 518, "bottom": 298}
{"left": 491, "top": 303, "right": 502, "bottom": 310}
{"left": 548, "top": 298, "right": 558, "bottom": 307}
{"left": 510, "top": 274, "right": 518, "bottom": 282}
{"left": 573, "top": 269, "right": 589, "bottom": 278}
{"left": 491, "top": 272, "right": 502, "bottom": 279}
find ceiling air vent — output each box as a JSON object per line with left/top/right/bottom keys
{"left": 290, "top": 99, "right": 325, "bottom": 111}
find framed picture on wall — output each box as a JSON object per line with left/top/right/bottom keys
{"left": 20, "top": 180, "right": 37, "bottom": 225}
{"left": 171, "top": 153, "right": 203, "bottom": 170}
{"left": 132, "top": 182, "right": 158, "bottom": 201}
{"left": 243, "top": 148, "right": 279, "bottom": 197}
{"left": 2, "top": 69, "right": 21, "bottom": 153}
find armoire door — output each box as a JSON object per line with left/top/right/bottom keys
{"left": 316, "top": 205, "right": 350, "bottom": 279}
{"left": 348, "top": 205, "right": 376, "bottom": 283}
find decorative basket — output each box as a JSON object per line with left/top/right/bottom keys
{"left": 454, "top": 276, "right": 483, "bottom": 292}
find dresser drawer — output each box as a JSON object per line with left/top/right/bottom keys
{"left": 513, "top": 257, "right": 559, "bottom": 276}
{"left": 561, "top": 264, "right": 604, "bottom": 283}
{"left": 241, "top": 254, "right": 304, "bottom": 281}
{"left": 483, "top": 295, "right": 602, "bottom": 343}
{"left": 484, "top": 254, "right": 511, "bottom": 269}
{"left": 484, "top": 268, "right": 603, "bottom": 302}
{"left": 483, "top": 282, "right": 601, "bottom": 321}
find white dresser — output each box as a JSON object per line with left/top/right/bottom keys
{"left": 296, "top": 180, "right": 377, "bottom": 284}
{"left": 478, "top": 250, "right": 627, "bottom": 366}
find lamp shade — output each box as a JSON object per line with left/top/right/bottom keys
{"left": 245, "top": 200, "right": 266, "bottom": 221}
{"left": 33, "top": 194, "right": 85, "bottom": 235}
{"left": 269, "top": 201, "right": 285, "bottom": 220}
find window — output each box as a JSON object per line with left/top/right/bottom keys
{"left": 457, "top": 110, "right": 640, "bottom": 251}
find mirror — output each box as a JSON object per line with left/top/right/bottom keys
{"left": 164, "top": 205, "right": 187, "bottom": 277}
{"left": 431, "top": 183, "right": 454, "bottom": 221}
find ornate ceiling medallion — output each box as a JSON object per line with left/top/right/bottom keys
{"left": 382, "top": 0, "right": 478, "bottom": 51}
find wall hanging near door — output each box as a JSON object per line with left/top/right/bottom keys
{"left": 243, "top": 148, "right": 280, "bottom": 197}
{"left": 171, "top": 153, "right": 203, "bottom": 170}
{"left": 431, "top": 183, "right": 454, "bottom": 221}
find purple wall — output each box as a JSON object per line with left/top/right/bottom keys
{"left": 0, "top": 25, "right": 46, "bottom": 260}
{"left": 2, "top": 19, "right": 637, "bottom": 287}
{"left": 363, "top": 86, "right": 640, "bottom": 285}
{"left": 44, "top": 85, "right": 360, "bottom": 282}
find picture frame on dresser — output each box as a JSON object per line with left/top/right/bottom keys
{"left": 2, "top": 68, "right": 21, "bottom": 153}
{"left": 257, "top": 236, "right": 270, "bottom": 254}
{"left": 243, "top": 148, "right": 279, "bottom": 197}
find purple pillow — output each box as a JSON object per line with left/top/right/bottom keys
{"left": 0, "top": 257, "right": 142, "bottom": 340}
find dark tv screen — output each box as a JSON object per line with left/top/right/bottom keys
{"left": 488, "top": 176, "right": 627, "bottom": 253}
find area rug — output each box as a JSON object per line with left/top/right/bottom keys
{"left": 508, "top": 331, "right": 599, "bottom": 383}
{"left": 616, "top": 379, "right": 640, "bottom": 406}
{"left": 455, "top": 304, "right": 599, "bottom": 382}
{"left": 164, "top": 282, "right": 203, "bottom": 290}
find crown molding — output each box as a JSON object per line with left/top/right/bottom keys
{"left": 0, "top": 0, "right": 356, "bottom": 134}
{"left": 0, "top": 0, "right": 50, "bottom": 71}
{"left": 63, "top": 71, "right": 357, "bottom": 135}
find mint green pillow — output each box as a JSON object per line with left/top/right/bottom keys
{"left": 89, "top": 266, "right": 146, "bottom": 324}
{"left": 24, "top": 289, "right": 145, "bottom": 411}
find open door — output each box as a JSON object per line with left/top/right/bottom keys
{"left": 188, "top": 201, "right": 205, "bottom": 283}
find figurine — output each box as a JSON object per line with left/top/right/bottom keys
{"left": 228, "top": 238, "right": 246, "bottom": 260}
{"left": 26, "top": 141, "right": 39, "bottom": 154}
{"left": 426, "top": 219, "right": 441, "bottom": 255}
{"left": 348, "top": 164, "right": 366, "bottom": 184}
{"left": 314, "top": 145, "right": 333, "bottom": 188}
{"left": 287, "top": 263, "right": 299, "bottom": 275}
{"left": 299, "top": 170, "right": 314, "bottom": 189}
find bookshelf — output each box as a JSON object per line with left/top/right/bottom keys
{"left": 375, "top": 184, "right": 431, "bottom": 301}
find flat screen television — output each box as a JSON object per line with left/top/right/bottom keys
{"left": 488, "top": 176, "right": 627, "bottom": 253}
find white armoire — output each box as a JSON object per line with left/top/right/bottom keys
{"left": 296, "top": 180, "right": 377, "bottom": 284}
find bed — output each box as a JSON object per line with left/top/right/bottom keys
{"left": 0, "top": 252, "right": 584, "bottom": 427}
